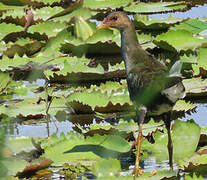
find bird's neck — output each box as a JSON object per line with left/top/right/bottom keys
{"left": 120, "top": 25, "right": 144, "bottom": 72}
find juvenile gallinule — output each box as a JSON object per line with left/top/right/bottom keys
{"left": 97, "top": 11, "right": 185, "bottom": 176}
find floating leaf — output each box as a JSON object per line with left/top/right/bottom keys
{"left": 0, "top": 2, "right": 27, "bottom": 10}
{"left": 180, "top": 54, "right": 197, "bottom": 63}
{"left": 66, "top": 87, "right": 131, "bottom": 111}
{"left": 142, "top": 120, "right": 200, "bottom": 161}
{"left": 0, "top": 96, "right": 67, "bottom": 118}
{"left": 173, "top": 100, "right": 196, "bottom": 112}
{"left": 92, "top": 159, "right": 121, "bottom": 177}
{"left": 197, "top": 48, "right": 207, "bottom": 71}
{"left": 83, "top": 0, "right": 132, "bottom": 9}
{"left": 0, "top": 23, "right": 23, "bottom": 40}
{"left": 183, "top": 78, "right": 207, "bottom": 97}
{"left": 134, "top": 15, "right": 184, "bottom": 30}
{"left": 74, "top": 16, "right": 94, "bottom": 41}
{"left": 33, "top": 7, "right": 64, "bottom": 21}
{"left": 49, "top": 7, "right": 96, "bottom": 23}
{"left": 0, "top": 72, "right": 10, "bottom": 94}
{"left": 124, "top": 2, "right": 186, "bottom": 14}
{"left": 44, "top": 56, "right": 105, "bottom": 80}
{"left": 32, "top": 0, "right": 61, "bottom": 5}
{"left": 153, "top": 29, "right": 207, "bottom": 52}
{"left": 28, "top": 21, "right": 67, "bottom": 37}
{"left": 171, "top": 19, "right": 207, "bottom": 34}
{"left": 42, "top": 132, "right": 131, "bottom": 166}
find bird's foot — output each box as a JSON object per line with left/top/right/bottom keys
{"left": 133, "top": 168, "right": 143, "bottom": 176}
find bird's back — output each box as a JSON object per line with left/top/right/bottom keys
{"left": 126, "top": 51, "right": 185, "bottom": 115}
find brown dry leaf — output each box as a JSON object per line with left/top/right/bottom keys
{"left": 24, "top": 9, "right": 34, "bottom": 31}
{"left": 17, "top": 159, "right": 53, "bottom": 178}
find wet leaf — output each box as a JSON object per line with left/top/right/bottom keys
{"left": 0, "top": 72, "right": 11, "bottom": 94}
{"left": 74, "top": 16, "right": 94, "bottom": 41}
{"left": 183, "top": 78, "right": 207, "bottom": 97}
{"left": 134, "top": 15, "right": 184, "bottom": 30}
{"left": 153, "top": 29, "right": 207, "bottom": 52}
{"left": 33, "top": 7, "right": 64, "bottom": 21}
{"left": 142, "top": 120, "right": 200, "bottom": 161}
{"left": 124, "top": 1, "right": 187, "bottom": 14}
{"left": 0, "top": 23, "right": 23, "bottom": 40}
{"left": 42, "top": 132, "right": 131, "bottom": 166}
{"left": 28, "top": 21, "right": 67, "bottom": 37}
{"left": 171, "top": 19, "right": 207, "bottom": 34}
{"left": 49, "top": 7, "right": 95, "bottom": 23}
{"left": 197, "top": 48, "right": 207, "bottom": 71}
{"left": 173, "top": 100, "right": 196, "bottom": 112}
{"left": 92, "top": 159, "right": 121, "bottom": 177}
{"left": 83, "top": 0, "right": 132, "bottom": 9}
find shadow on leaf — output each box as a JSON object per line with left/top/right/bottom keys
{"left": 64, "top": 144, "right": 129, "bottom": 159}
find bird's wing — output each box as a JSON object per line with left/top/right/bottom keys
{"left": 127, "top": 54, "right": 185, "bottom": 105}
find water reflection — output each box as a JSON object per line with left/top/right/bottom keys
{"left": 181, "top": 104, "right": 207, "bottom": 126}
{"left": 150, "top": 4, "right": 207, "bottom": 19}
{"left": 10, "top": 120, "right": 73, "bottom": 138}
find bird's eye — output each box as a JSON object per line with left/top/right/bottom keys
{"left": 110, "top": 16, "right": 118, "bottom": 21}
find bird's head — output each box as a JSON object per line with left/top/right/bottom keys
{"left": 97, "top": 11, "right": 131, "bottom": 31}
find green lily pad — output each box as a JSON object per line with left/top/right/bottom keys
{"left": 0, "top": 23, "right": 23, "bottom": 40}
{"left": 197, "top": 48, "right": 207, "bottom": 71}
{"left": 0, "top": 72, "right": 10, "bottom": 94}
{"left": 153, "top": 29, "right": 207, "bottom": 52}
{"left": 134, "top": 15, "right": 184, "bottom": 30}
{"left": 171, "top": 19, "right": 207, "bottom": 34}
{"left": 183, "top": 78, "right": 207, "bottom": 97}
{"left": 42, "top": 132, "right": 131, "bottom": 166}
{"left": 124, "top": 2, "right": 186, "bottom": 14}
{"left": 83, "top": 0, "right": 132, "bottom": 9}
{"left": 28, "top": 21, "right": 67, "bottom": 37}
{"left": 173, "top": 100, "right": 196, "bottom": 112}
{"left": 50, "top": 7, "right": 96, "bottom": 23}
{"left": 66, "top": 87, "right": 131, "bottom": 111}
{"left": 33, "top": 7, "right": 64, "bottom": 21}
{"left": 92, "top": 159, "right": 121, "bottom": 177}
{"left": 142, "top": 120, "right": 200, "bottom": 161}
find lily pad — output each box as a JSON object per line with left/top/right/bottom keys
{"left": 134, "top": 15, "right": 184, "bottom": 30}
{"left": 153, "top": 29, "right": 207, "bottom": 52}
{"left": 183, "top": 78, "right": 207, "bottom": 97}
{"left": 92, "top": 159, "right": 121, "bottom": 177}
{"left": 124, "top": 2, "right": 187, "bottom": 14}
{"left": 0, "top": 23, "right": 23, "bottom": 40}
{"left": 83, "top": 0, "right": 132, "bottom": 9}
{"left": 28, "top": 21, "right": 67, "bottom": 37}
{"left": 142, "top": 120, "right": 200, "bottom": 161}
{"left": 42, "top": 132, "right": 131, "bottom": 166}
{"left": 171, "top": 19, "right": 207, "bottom": 34}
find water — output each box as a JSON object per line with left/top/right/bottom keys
{"left": 10, "top": 120, "right": 73, "bottom": 138}
{"left": 150, "top": 4, "right": 207, "bottom": 19}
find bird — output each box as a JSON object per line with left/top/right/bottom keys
{"left": 97, "top": 11, "right": 185, "bottom": 176}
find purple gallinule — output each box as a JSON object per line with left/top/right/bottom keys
{"left": 97, "top": 11, "right": 185, "bottom": 176}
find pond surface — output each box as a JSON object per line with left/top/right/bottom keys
{"left": 6, "top": 103, "right": 207, "bottom": 138}
{"left": 151, "top": 4, "right": 207, "bottom": 19}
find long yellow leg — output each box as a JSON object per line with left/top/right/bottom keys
{"left": 134, "top": 123, "right": 143, "bottom": 176}
{"left": 133, "top": 107, "right": 146, "bottom": 176}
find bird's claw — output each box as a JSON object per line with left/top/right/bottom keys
{"left": 133, "top": 169, "right": 143, "bottom": 176}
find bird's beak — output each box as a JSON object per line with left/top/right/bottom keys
{"left": 96, "top": 22, "right": 110, "bottom": 29}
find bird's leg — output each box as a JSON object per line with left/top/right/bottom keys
{"left": 163, "top": 112, "right": 173, "bottom": 169}
{"left": 134, "top": 106, "right": 147, "bottom": 176}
